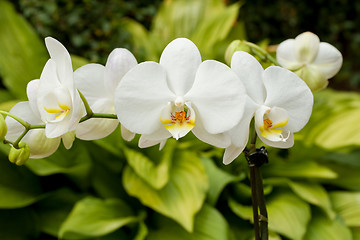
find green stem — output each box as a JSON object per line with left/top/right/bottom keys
{"left": 78, "top": 90, "right": 93, "bottom": 117}
{"left": 0, "top": 110, "right": 30, "bottom": 128}
{"left": 246, "top": 128, "right": 269, "bottom": 240}
{"left": 243, "top": 41, "right": 280, "bottom": 66}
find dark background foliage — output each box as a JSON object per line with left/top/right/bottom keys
{"left": 13, "top": 0, "right": 360, "bottom": 91}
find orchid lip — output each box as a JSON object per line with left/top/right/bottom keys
{"left": 160, "top": 102, "right": 195, "bottom": 140}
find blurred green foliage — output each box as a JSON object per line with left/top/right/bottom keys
{"left": 1, "top": 0, "right": 360, "bottom": 239}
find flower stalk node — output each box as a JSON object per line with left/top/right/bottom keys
{"left": 246, "top": 146, "right": 268, "bottom": 167}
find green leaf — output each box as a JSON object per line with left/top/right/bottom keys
{"left": 299, "top": 89, "right": 360, "bottom": 149}
{"left": 265, "top": 178, "right": 335, "bottom": 219}
{"left": 262, "top": 160, "right": 337, "bottom": 179}
{"left": 0, "top": 0, "right": 48, "bottom": 99}
{"left": 0, "top": 208, "right": 39, "bottom": 240}
{"left": 229, "top": 192, "right": 311, "bottom": 239}
{"left": 352, "top": 227, "right": 360, "bottom": 240}
{"left": 191, "top": 2, "right": 241, "bottom": 59}
{"left": 0, "top": 154, "right": 43, "bottom": 208}
{"left": 59, "top": 196, "right": 139, "bottom": 239}
{"left": 201, "top": 157, "right": 243, "bottom": 205}
{"left": 35, "top": 188, "right": 81, "bottom": 237}
{"left": 321, "top": 162, "right": 360, "bottom": 191}
{"left": 148, "top": 204, "right": 231, "bottom": 240}
{"left": 123, "top": 150, "right": 209, "bottom": 232}
{"left": 330, "top": 191, "right": 360, "bottom": 227}
{"left": 124, "top": 140, "right": 176, "bottom": 190}
{"left": 304, "top": 214, "right": 352, "bottom": 240}
{"left": 25, "top": 143, "right": 92, "bottom": 181}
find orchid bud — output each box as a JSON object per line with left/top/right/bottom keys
{"left": 8, "top": 142, "right": 30, "bottom": 166}
{"left": 0, "top": 114, "right": 7, "bottom": 139}
{"left": 225, "top": 40, "right": 251, "bottom": 65}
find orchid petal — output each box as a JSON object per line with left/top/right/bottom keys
{"left": 160, "top": 38, "right": 201, "bottom": 96}
{"left": 138, "top": 136, "right": 168, "bottom": 150}
{"left": 276, "top": 39, "right": 304, "bottom": 70}
{"left": 104, "top": 48, "right": 138, "bottom": 96}
{"left": 228, "top": 97, "right": 258, "bottom": 147}
{"left": 45, "top": 37, "right": 73, "bottom": 90}
{"left": 185, "top": 60, "right": 246, "bottom": 134}
{"left": 68, "top": 90, "right": 85, "bottom": 130}
{"left": 62, "top": 131, "right": 75, "bottom": 149}
{"left": 263, "top": 66, "right": 313, "bottom": 132}
{"left": 121, "top": 125, "right": 135, "bottom": 141}
{"left": 257, "top": 131, "right": 294, "bottom": 149}
{"left": 114, "top": 62, "right": 175, "bottom": 135}
{"left": 294, "top": 65, "right": 328, "bottom": 91}
{"left": 27, "top": 79, "right": 41, "bottom": 118}
{"left": 223, "top": 145, "right": 246, "bottom": 165}
{"left": 76, "top": 98, "right": 118, "bottom": 140}
{"left": 294, "top": 32, "right": 320, "bottom": 63}
{"left": 45, "top": 115, "right": 72, "bottom": 138}
{"left": 231, "top": 51, "right": 266, "bottom": 104}
{"left": 312, "top": 42, "right": 343, "bottom": 79}
{"left": 37, "top": 59, "right": 62, "bottom": 122}
{"left": 191, "top": 118, "right": 231, "bottom": 148}
{"left": 74, "top": 63, "right": 107, "bottom": 105}
{"left": 5, "top": 102, "right": 60, "bottom": 158}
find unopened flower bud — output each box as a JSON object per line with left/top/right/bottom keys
{"left": 225, "top": 40, "right": 251, "bottom": 65}
{"left": 0, "top": 114, "right": 7, "bottom": 139}
{"left": 8, "top": 142, "right": 30, "bottom": 166}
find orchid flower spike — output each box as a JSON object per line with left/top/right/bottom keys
{"left": 5, "top": 80, "right": 65, "bottom": 158}
{"left": 74, "top": 48, "right": 137, "bottom": 141}
{"left": 36, "top": 37, "right": 84, "bottom": 138}
{"left": 115, "top": 38, "right": 246, "bottom": 149}
{"left": 276, "top": 31, "right": 343, "bottom": 91}
{"left": 223, "top": 51, "right": 313, "bottom": 165}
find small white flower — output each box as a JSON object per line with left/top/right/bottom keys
{"left": 276, "top": 31, "right": 343, "bottom": 91}
{"left": 74, "top": 48, "right": 137, "bottom": 140}
{"left": 114, "top": 38, "right": 246, "bottom": 148}
{"left": 5, "top": 80, "right": 63, "bottom": 158}
{"left": 223, "top": 51, "right": 313, "bottom": 164}
{"left": 36, "top": 37, "right": 84, "bottom": 138}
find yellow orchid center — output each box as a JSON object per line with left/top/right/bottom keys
{"left": 160, "top": 102, "right": 195, "bottom": 140}
{"left": 258, "top": 108, "right": 290, "bottom": 142}
{"left": 44, "top": 102, "right": 71, "bottom": 120}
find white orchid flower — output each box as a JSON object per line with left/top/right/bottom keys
{"left": 223, "top": 51, "right": 313, "bottom": 164}
{"left": 36, "top": 37, "right": 84, "bottom": 138}
{"left": 114, "top": 38, "right": 246, "bottom": 148}
{"left": 276, "top": 31, "right": 343, "bottom": 91}
{"left": 74, "top": 48, "right": 137, "bottom": 140}
{"left": 5, "top": 80, "right": 74, "bottom": 158}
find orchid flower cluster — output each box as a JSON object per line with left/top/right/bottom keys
{"left": 0, "top": 32, "right": 342, "bottom": 165}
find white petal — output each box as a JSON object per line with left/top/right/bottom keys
{"left": 311, "top": 42, "right": 343, "bottom": 79}
{"left": 121, "top": 125, "right": 135, "bottom": 141}
{"left": 68, "top": 89, "right": 85, "bottom": 131}
{"left": 138, "top": 128, "right": 171, "bottom": 149}
{"left": 257, "top": 131, "right": 294, "bottom": 149}
{"left": 231, "top": 51, "right": 266, "bottom": 104}
{"left": 37, "top": 59, "right": 62, "bottom": 122}
{"left": 223, "top": 145, "right": 246, "bottom": 165}
{"left": 45, "top": 116, "right": 72, "bottom": 138}
{"left": 294, "top": 32, "right": 320, "bottom": 63}
{"left": 62, "top": 131, "right": 75, "bottom": 149}
{"left": 45, "top": 37, "right": 74, "bottom": 90}
{"left": 24, "top": 129, "right": 61, "bottom": 158}
{"left": 5, "top": 102, "right": 39, "bottom": 142}
{"left": 191, "top": 118, "right": 231, "bottom": 148}
{"left": 27, "top": 79, "right": 41, "bottom": 118}
{"left": 74, "top": 63, "right": 107, "bottom": 105}
{"left": 76, "top": 99, "right": 118, "bottom": 140}
{"left": 5, "top": 102, "right": 60, "bottom": 158}
{"left": 228, "top": 97, "right": 258, "bottom": 147}
{"left": 185, "top": 60, "right": 246, "bottom": 134}
{"left": 263, "top": 66, "right": 313, "bottom": 132}
{"left": 115, "top": 62, "right": 175, "bottom": 135}
{"left": 295, "top": 65, "right": 328, "bottom": 91}
{"left": 104, "top": 48, "right": 138, "bottom": 96}
{"left": 276, "top": 39, "right": 303, "bottom": 70}
{"left": 160, "top": 38, "right": 201, "bottom": 96}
